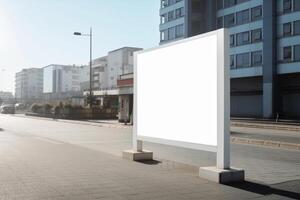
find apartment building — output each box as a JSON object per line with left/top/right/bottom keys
{"left": 0, "top": 91, "right": 14, "bottom": 104}
{"left": 91, "top": 56, "right": 108, "bottom": 90}
{"left": 15, "top": 68, "right": 43, "bottom": 103}
{"left": 159, "top": 0, "right": 300, "bottom": 119}
{"left": 43, "top": 64, "right": 88, "bottom": 94}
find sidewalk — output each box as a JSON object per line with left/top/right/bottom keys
{"left": 0, "top": 128, "right": 299, "bottom": 200}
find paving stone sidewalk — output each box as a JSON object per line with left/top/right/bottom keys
{"left": 0, "top": 129, "right": 299, "bottom": 200}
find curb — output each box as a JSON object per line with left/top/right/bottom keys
{"left": 231, "top": 122, "right": 300, "bottom": 132}
{"left": 12, "top": 114, "right": 131, "bottom": 129}
{"left": 231, "top": 137, "right": 300, "bottom": 151}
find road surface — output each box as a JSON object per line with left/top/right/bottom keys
{"left": 0, "top": 114, "right": 299, "bottom": 199}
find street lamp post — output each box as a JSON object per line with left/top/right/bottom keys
{"left": 74, "top": 27, "right": 93, "bottom": 108}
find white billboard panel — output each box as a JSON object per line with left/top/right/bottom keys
{"left": 134, "top": 29, "right": 229, "bottom": 156}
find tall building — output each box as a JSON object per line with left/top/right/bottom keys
{"left": 159, "top": 0, "right": 300, "bottom": 119}
{"left": 43, "top": 64, "right": 89, "bottom": 101}
{"left": 15, "top": 68, "right": 43, "bottom": 103}
{"left": 160, "top": 0, "right": 216, "bottom": 45}
{"left": 43, "top": 64, "right": 88, "bottom": 94}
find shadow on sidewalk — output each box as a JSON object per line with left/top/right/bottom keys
{"left": 225, "top": 180, "right": 300, "bottom": 199}
{"left": 0, "top": 128, "right": 4, "bottom": 131}
{"left": 136, "top": 160, "right": 162, "bottom": 165}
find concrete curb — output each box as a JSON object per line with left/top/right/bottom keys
{"left": 12, "top": 114, "right": 131, "bottom": 129}
{"left": 231, "top": 137, "right": 300, "bottom": 151}
{"left": 231, "top": 122, "right": 300, "bottom": 132}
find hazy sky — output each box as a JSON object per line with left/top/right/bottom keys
{"left": 0, "top": 0, "right": 160, "bottom": 93}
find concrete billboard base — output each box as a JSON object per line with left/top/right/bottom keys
{"left": 122, "top": 150, "right": 153, "bottom": 161}
{"left": 199, "top": 166, "right": 244, "bottom": 183}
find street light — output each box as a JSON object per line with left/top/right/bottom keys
{"left": 74, "top": 27, "right": 93, "bottom": 108}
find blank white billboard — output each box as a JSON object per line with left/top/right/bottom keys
{"left": 135, "top": 29, "right": 229, "bottom": 153}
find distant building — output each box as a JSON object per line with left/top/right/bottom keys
{"left": 83, "top": 56, "right": 109, "bottom": 91}
{"left": 15, "top": 68, "right": 43, "bottom": 103}
{"left": 107, "top": 47, "right": 142, "bottom": 89}
{"left": 84, "top": 47, "right": 142, "bottom": 114}
{"left": 79, "top": 65, "right": 90, "bottom": 90}
{"left": 0, "top": 91, "right": 14, "bottom": 104}
{"left": 43, "top": 64, "right": 88, "bottom": 102}
{"left": 43, "top": 64, "right": 86, "bottom": 93}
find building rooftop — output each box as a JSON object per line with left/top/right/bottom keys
{"left": 108, "top": 47, "right": 143, "bottom": 54}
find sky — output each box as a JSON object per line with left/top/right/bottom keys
{"left": 0, "top": 0, "right": 160, "bottom": 93}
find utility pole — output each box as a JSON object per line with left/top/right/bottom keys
{"left": 74, "top": 27, "right": 93, "bottom": 108}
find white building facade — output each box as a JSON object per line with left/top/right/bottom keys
{"left": 15, "top": 68, "right": 43, "bottom": 103}
{"left": 43, "top": 64, "right": 88, "bottom": 94}
{"left": 0, "top": 91, "right": 14, "bottom": 104}
{"left": 91, "top": 56, "right": 108, "bottom": 90}
{"left": 107, "top": 47, "right": 142, "bottom": 89}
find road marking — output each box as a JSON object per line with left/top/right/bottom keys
{"left": 34, "top": 137, "right": 64, "bottom": 145}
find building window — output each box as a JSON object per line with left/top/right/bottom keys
{"left": 161, "top": 0, "right": 182, "bottom": 8}
{"left": 294, "top": 20, "right": 300, "bottom": 35}
{"left": 283, "top": 22, "right": 292, "bottom": 37}
{"left": 217, "top": 17, "right": 223, "bottom": 28}
{"left": 251, "top": 6, "right": 262, "bottom": 21}
{"left": 236, "top": 53, "right": 250, "bottom": 68}
{"left": 161, "top": 0, "right": 168, "bottom": 8}
{"left": 224, "top": 13, "right": 235, "bottom": 27}
{"left": 283, "top": 46, "right": 292, "bottom": 61}
{"left": 175, "top": 7, "right": 184, "bottom": 18}
{"left": 236, "top": 9, "right": 249, "bottom": 25}
{"left": 161, "top": 14, "right": 167, "bottom": 24}
{"left": 224, "top": 0, "right": 235, "bottom": 8}
{"left": 230, "top": 34, "right": 235, "bottom": 47}
{"left": 236, "top": 31, "right": 249, "bottom": 46}
{"left": 160, "top": 29, "right": 168, "bottom": 41}
{"left": 236, "top": 0, "right": 249, "bottom": 4}
{"left": 217, "top": 0, "right": 223, "bottom": 10}
{"left": 168, "top": 11, "right": 174, "bottom": 21}
{"left": 168, "top": 0, "right": 176, "bottom": 4}
{"left": 294, "top": 45, "right": 300, "bottom": 61}
{"left": 168, "top": 27, "right": 175, "bottom": 40}
{"left": 283, "top": 0, "right": 292, "bottom": 13}
{"left": 251, "top": 29, "right": 262, "bottom": 43}
{"left": 230, "top": 55, "right": 235, "bottom": 69}
{"left": 295, "top": 0, "right": 300, "bottom": 11}
{"left": 251, "top": 51, "right": 262, "bottom": 66}
{"left": 175, "top": 24, "right": 184, "bottom": 38}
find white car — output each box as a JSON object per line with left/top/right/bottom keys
{"left": 0, "top": 104, "right": 15, "bottom": 114}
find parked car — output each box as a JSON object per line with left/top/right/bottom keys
{"left": 0, "top": 104, "right": 15, "bottom": 114}
{"left": 15, "top": 103, "right": 25, "bottom": 110}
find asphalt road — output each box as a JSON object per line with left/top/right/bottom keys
{"left": 0, "top": 114, "right": 299, "bottom": 186}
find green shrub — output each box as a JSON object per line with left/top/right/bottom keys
{"left": 43, "top": 104, "right": 53, "bottom": 114}
{"left": 31, "top": 104, "right": 42, "bottom": 113}
{"left": 63, "top": 104, "right": 73, "bottom": 110}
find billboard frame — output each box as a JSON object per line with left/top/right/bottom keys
{"left": 132, "top": 29, "right": 230, "bottom": 170}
